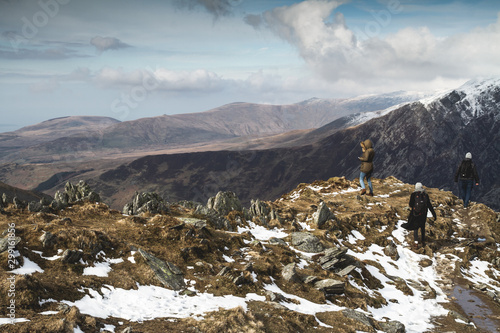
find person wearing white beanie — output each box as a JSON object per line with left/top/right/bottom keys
{"left": 403, "top": 182, "right": 436, "bottom": 249}
{"left": 454, "top": 152, "right": 480, "bottom": 208}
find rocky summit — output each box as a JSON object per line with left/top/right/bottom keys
{"left": 0, "top": 177, "right": 499, "bottom": 333}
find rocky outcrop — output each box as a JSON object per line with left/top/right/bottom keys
{"left": 291, "top": 232, "right": 324, "bottom": 253}
{"left": 312, "top": 201, "right": 335, "bottom": 228}
{"left": 207, "top": 191, "right": 242, "bottom": 216}
{"left": 138, "top": 249, "right": 185, "bottom": 291}
{"left": 51, "top": 180, "right": 100, "bottom": 210}
{"left": 122, "top": 192, "right": 169, "bottom": 215}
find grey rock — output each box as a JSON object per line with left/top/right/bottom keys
{"left": 138, "top": 249, "right": 185, "bottom": 290}
{"left": 249, "top": 199, "right": 270, "bottom": 217}
{"left": 61, "top": 249, "right": 83, "bottom": 264}
{"left": 448, "top": 310, "right": 470, "bottom": 323}
{"left": 315, "top": 279, "right": 344, "bottom": 294}
{"left": 217, "top": 266, "right": 232, "bottom": 277}
{"left": 39, "top": 231, "right": 57, "bottom": 248}
{"left": 379, "top": 320, "right": 406, "bottom": 333}
{"left": 384, "top": 241, "right": 400, "bottom": 261}
{"left": 269, "top": 237, "right": 287, "bottom": 246}
{"left": 342, "top": 308, "right": 375, "bottom": 329}
{"left": 13, "top": 197, "right": 25, "bottom": 210}
{"left": 303, "top": 275, "right": 320, "bottom": 284}
{"left": 123, "top": 192, "right": 169, "bottom": 215}
{"left": 291, "top": 232, "right": 324, "bottom": 253}
{"left": 282, "top": 263, "right": 301, "bottom": 283}
{"left": 233, "top": 273, "right": 251, "bottom": 286}
{"left": 207, "top": 191, "right": 242, "bottom": 216}
{"left": 318, "top": 246, "right": 348, "bottom": 271}
{"left": 0, "top": 236, "right": 21, "bottom": 253}
{"left": 312, "top": 201, "right": 335, "bottom": 228}
{"left": 51, "top": 180, "right": 101, "bottom": 210}
{"left": 336, "top": 264, "right": 357, "bottom": 277}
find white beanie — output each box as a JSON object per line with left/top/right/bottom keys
{"left": 415, "top": 182, "right": 424, "bottom": 192}
{"left": 465, "top": 152, "right": 472, "bottom": 159}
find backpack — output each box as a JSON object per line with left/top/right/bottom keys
{"left": 413, "top": 192, "right": 427, "bottom": 216}
{"left": 460, "top": 160, "right": 473, "bottom": 179}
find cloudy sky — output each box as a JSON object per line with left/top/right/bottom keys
{"left": 1, "top": 0, "right": 500, "bottom": 131}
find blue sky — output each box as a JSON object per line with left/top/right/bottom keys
{"left": 1, "top": 0, "right": 500, "bottom": 131}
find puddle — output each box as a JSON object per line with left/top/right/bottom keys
{"left": 452, "top": 285, "right": 500, "bottom": 332}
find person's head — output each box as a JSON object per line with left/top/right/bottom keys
{"left": 415, "top": 182, "right": 424, "bottom": 192}
{"left": 465, "top": 152, "right": 472, "bottom": 159}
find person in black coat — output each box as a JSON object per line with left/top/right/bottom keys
{"left": 408, "top": 182, "right": 436, "bottom": 248}
{"left": 454, "top": 152, "right": 480, "bottom": 208}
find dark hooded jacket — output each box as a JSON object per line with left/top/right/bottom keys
{"left": 359, "top": 139, "right": 375, "bottom": 174}
{"left": 454, "top": 158, "right": 479, "bottom": 183}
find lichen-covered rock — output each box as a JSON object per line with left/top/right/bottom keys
{"left": 207, "top": 191, "right": 242, "bottom": 216}
{"left": 122, "top": 192, "right": 169, "bottom": 215}
{"left": 291, "top": 232, "right": 324, "bottom": 253}
{"left": 312, "top": 201, "right": 335, "bottom": 228}
{"left": 138, "top": 249, "right": 185, "bottom": 291}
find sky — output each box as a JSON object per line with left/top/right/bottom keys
{"left": 1, "top": 0, "right": 500, "bottom": 132}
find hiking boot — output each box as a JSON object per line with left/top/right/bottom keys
{"left": 360, "top": 189, "right": 366, "bottom": 195}
{"left": 368, "top": 192, "right": 373, "bottom": 196}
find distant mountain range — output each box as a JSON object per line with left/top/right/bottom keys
{"left": 0, "top": 91, "right": 427, "bottom": 164}
{"left": 0, "top": 78, "right": 498, "bottom": 211}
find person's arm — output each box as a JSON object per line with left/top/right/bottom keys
{"left": 359, "top": 150, "right": 369, "bottom": 161}
{"left": 472, "top": 163, "right": 479, "bottom": 185}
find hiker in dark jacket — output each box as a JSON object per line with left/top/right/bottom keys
{"left": 409, "top": 182, "right": 436, "bottom": 249}
{"left": 454, "top": 152, "right": 480, "bottom": 208}
{"left": 358, "top": 139, "right": 375, "bottom": 196}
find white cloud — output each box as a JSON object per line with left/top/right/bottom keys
{"left": 250, "top": 1, "right": 500, "bottom": 90}
{"left": 90, "top": 36, "right": 130, "bottom": 53}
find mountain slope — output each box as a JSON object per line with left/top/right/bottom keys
{"left": 85, "top": 78, "right": 500, "bottom": 211}
{"left": 0, "top": 116, "right": 120, "bottom": 159}
{"left": 0, "top": 91, "right": 427, "bottom": 163}
{"left": 1, "top": 177, "right": 499, "bottom": 332}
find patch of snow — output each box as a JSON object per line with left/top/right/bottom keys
{"left": 222, "top": 254, "right": 235, "bottom": 263}
{"left": 11, "top": 257, "right": 44, "bottom": 275}
{"left": 63, "top": 284, "right": 265, "bottom": 322}
{"left": 237, "top": 221, "right": 288, "bottom": 240}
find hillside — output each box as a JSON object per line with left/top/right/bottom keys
{"left": 78, "top": 78, "right": 499, "bottom": 211}
{"left": 0, "top": 116, "right": 120, "bottom": 160}
{"left": 0, "top": 91, "right": 426, "bottom": 164}
{"left": 0, "top": 177, "right": 499, "bottom": 332}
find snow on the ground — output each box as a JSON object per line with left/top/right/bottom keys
{"left": 62, "top": 284, "right": 265, "bottom": 322}
{"left": 6, "top": 198, "right": 497, "bottom": 332}
{"left": 347, "top": 220, "right": 449, "bottom": 332}
{"left": 237, "top": 221, "right": 287, "bottom": 240}
{"left": 83, "top": 253, "right": 124, "bottom": 277}
{"left": 11, "top": 257, "right": 44, "bottom": 275}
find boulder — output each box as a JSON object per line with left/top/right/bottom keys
{"left": 281, "top": 263, "right": 301, "bottom": 283}
{"left": 383, "top": 241, "right": 400, "bottom": 261}
{"left": 0, "top": 236, "right": 21, "bottom": 253}
{"left": 318, "top": 246, "right": 348, "bottom": 271}
{"left": 342, "top": 309, "right": 376, "bottom": 330}
{"left": 39, "top": 231, "right": 57, "bottom": 248}
{"left": 122, "top": 192, "right": 169, "bottom": 215}
{"left": 312, "top": 201, "right": 335, "bottom": 228}
{"left": 207, "top": 191, "right": 242, "bottom": 216}
{"left": 314, "top": 279, "right": 344, "bottom": 294}
{"left": 61, "top": 249, "right": 83, "bottom": 264}
{"left": 138, "top": 249, "right": 185, "bottom": 290}
{"left": 291, "top": 232, "right": 324, "bottom": 253}
{"left": 51, "top": 180, "right": 101, "bottom": 210}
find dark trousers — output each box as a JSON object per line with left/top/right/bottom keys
{"left": 459, "top": 179, "right": 474, "bottom": 207}
{"left": 414, "top": 222, "right": 426, "bottom": 246}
